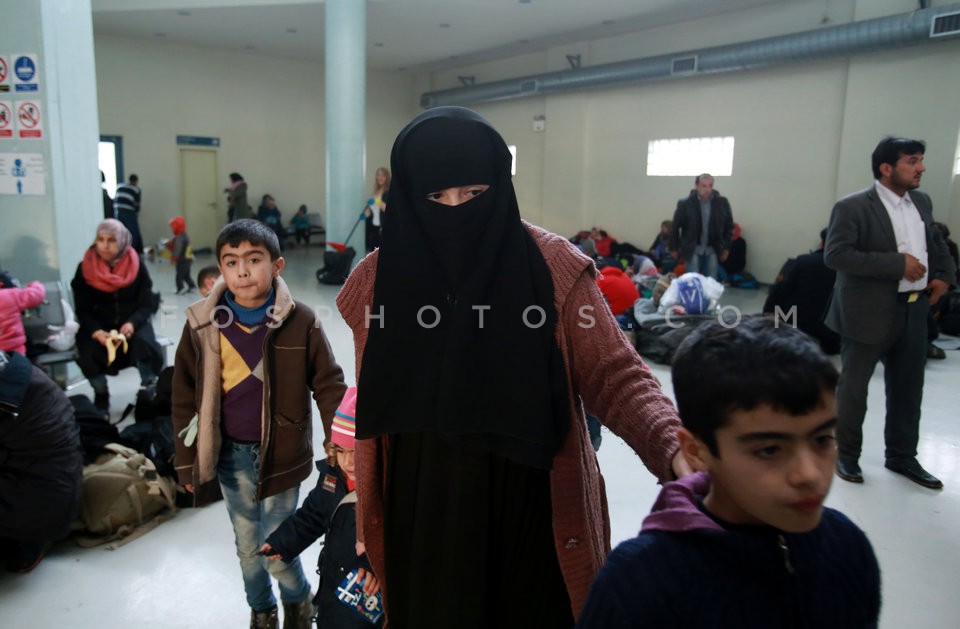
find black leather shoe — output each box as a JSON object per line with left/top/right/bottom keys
{"left": 885, "top": 460, "right": 943, "bottom": 489}
{"left": 927, "top": 343, "right": 946, "bottom": 360}
{"left": 836, "top": 458, "right": 863, "bottom": 483}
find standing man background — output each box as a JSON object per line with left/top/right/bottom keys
{"left": 825, "top": 137, "right": 955, "bottom": 489}
{"left": 114, "top": 173, "right": 144, "bottom": 254}
{"left": 669, "top": 173, "right": 734, "bottom": 280}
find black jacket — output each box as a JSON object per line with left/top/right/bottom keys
{"left": 669, "top": 190, "right": 734, "bottom": 261}
{"left": 764, "top": 250, "right": 840, "bottom": 354}
{"left": 0, "top": 352, "right": 83, "bottom": 542}
{"left": 266, "top": 459, "right": 380, "bottom": 628}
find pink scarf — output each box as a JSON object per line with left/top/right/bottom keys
{"left": 81, "top": 247, "right": 140, "bottom": 292}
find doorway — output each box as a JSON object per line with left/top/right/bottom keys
{"left": 179, "top": 148, "right": 220, "bottom": 251}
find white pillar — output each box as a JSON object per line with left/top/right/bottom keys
{"left": 0, "top": 0, "right": 101, "bottom": 283}
{"left": 325, "top": 0, "right": 366, "bottom": 248}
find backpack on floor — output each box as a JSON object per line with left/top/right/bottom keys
{"left": 72, "top": 442, "right": 177, "bottom": 548}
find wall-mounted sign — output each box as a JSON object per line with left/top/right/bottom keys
{"left": 0, "top": 153, "right": 46, "bottom": 195}
{"left": 0, "top": 56, "right": 9, "bottom": 93}
{"left": 16, "top": 100, "right": 42, "bottom": 139}
{"left": 0, "top": 101, "right": 12, "bottom": 138}
{"left": 12, "top": 54, "right": 39, "bottom": 93}
{"left": 176, "top": 135, "right": 220, "bottom": 147}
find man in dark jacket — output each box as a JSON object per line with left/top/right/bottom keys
{"left": 0, "top": 351, "right": 83, "bottom": 573}
{"left": 669, "top": 173, "right": 734, "bottom": 280}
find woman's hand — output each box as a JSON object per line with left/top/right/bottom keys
{"left": 93, "top": 330, "right": 110, "bottom": 346}
{"left": 120, "top": 322, "right": 135, "bottom": 339}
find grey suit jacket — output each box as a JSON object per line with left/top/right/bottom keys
{"left": 824, "top": 186, "right": 955, "bottom": 345}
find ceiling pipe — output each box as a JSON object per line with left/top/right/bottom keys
{"left": 421, "top": 3, "right": 960, "bottom": 108}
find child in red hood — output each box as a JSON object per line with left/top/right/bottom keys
{"left": 169, "top": 215, "right": 196, "bottom": 295}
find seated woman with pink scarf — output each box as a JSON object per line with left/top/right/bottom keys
{"left": 71, "top": 219, "right": 164, "bottom": 415}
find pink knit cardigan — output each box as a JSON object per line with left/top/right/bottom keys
{"left": 336, "top": 222, "right": 681, "bottom": 620}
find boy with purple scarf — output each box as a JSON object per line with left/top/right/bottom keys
{"left": 577, "top": 316, "right": 880, "bottom": 628}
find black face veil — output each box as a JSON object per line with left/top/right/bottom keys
{"left": 355, "top": 107, "right": 571, "bottom": 469}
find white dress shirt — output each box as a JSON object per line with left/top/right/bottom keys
{"left": 874, "top": 180, "right": 928, "bottom": 293}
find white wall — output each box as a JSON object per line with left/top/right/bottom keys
{"left": 427, "top": 0, "right": 960, "bottom": 282}
{"left": 92, "top": 0, "right": 960, "bottom": 283}
{"left": 94, "top": 35, "right": 415, "bottom": 250}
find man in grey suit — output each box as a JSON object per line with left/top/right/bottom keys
{"left": 825, "top": 137, "right": 955, "bottom": 489}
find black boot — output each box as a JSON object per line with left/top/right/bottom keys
{"left": 93, "top": 390, "right": 110, "bottom": 416}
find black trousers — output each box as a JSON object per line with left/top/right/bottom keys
{"left": 836, "top": 298, "right": 928, "bottom": 463}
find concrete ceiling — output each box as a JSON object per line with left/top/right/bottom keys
{"left": 91, "top": 0, "right": 789, "bottom": 73}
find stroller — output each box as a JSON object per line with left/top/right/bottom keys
{"left": 316, "top": 213, "right": 364, "bottom": 285}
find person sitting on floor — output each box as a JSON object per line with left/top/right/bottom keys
{"left": 763, "top": 229, "right": 840, "bottom": 354}
{"left": 0, "top": 350, "right": 83, "bottom": 573}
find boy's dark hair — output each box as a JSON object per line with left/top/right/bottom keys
{"left": 197, "top": 264, "right": 220, "bottom": 286}
{"left": 216, "top": 219, "right": 281, "bottom": 261}
{"left": 672, "top": 315, "right": 838, "bottom": 456}
{"left": 229, "top": 172, "right": 243, "bottom": 183}
{"left": 871, "top": 137, "right": 925, "bottom": 180}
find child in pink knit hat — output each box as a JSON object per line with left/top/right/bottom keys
{"left": 261, "top": 387, "right": 383, "bottom": 627}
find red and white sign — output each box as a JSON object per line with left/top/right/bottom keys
{"left": 16, "top": 100, "right": 43, "bottom": 139}
{"left": 0, "top": 101, "right": 13, "bottom": 138}
{"left": 0, "top": 56, "right": 9, "bottom": 92}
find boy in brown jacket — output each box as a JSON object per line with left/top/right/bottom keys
{"left": 172, "top": 219, "right": 346, "bottom": 629}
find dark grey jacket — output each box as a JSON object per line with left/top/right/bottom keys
{"left": 669, "top": 190, "right": 734, "bottom": 261}
{"left": 824, "top": 186, "right": 956, "bottom": 344}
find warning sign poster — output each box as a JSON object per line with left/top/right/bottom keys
{"left": 16, "top": 100, "right": 42, "bottom": 139}
{"left": 0, "top": 101, "right": 13, "bottom": 138}
{"left": 0, "top": 56, "right": 10, "bottom": 93}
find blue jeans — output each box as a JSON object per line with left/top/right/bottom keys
{"left": 685, "top": 249, "right": 719, "bottom": 280}
{"left": 218, "top": 440, "right": 311, "bottom": 611}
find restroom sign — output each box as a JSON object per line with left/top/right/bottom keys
{"left": 16, "top": 101, "right": 43, "bottom": 139}
{"left": 0, "top": 101, "right": 13, "bottom": 138}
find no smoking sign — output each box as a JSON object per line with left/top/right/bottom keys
{"left": 0, "top": 101, "right": 13, "bottom": 138}
{"left": 17, "top": 101, "right": 42, "bottom": 139}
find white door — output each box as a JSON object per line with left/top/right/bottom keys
{"left": 180, "top": 149, "right": 220, "bottom": 252}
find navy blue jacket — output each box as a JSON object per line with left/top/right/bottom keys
{"left": 576, "top": 474, "right": 880, "bottom": 628}
{"left": 266, "top": 459, "right": 380, "bottom": 628}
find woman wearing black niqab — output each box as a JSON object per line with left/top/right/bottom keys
{"left": 337, "top": 107, "right": 683, "bottom": 628}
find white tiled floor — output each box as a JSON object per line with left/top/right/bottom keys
{"left": 1, "top": 247, "right": 958, "bottom": 628}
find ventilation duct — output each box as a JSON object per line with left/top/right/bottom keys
{"left": 421, "top": 4, "right": 960, "bottom": 108}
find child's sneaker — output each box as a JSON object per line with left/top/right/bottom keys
{"left": 250, "top": 605, "right": 278, "bottom": 629}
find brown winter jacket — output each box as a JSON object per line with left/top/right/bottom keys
{"left": 172, "top": 276, "right": 346, "bottom": 505}
{"left": 336, "top": 223, "right": 681, "bottom": 620}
